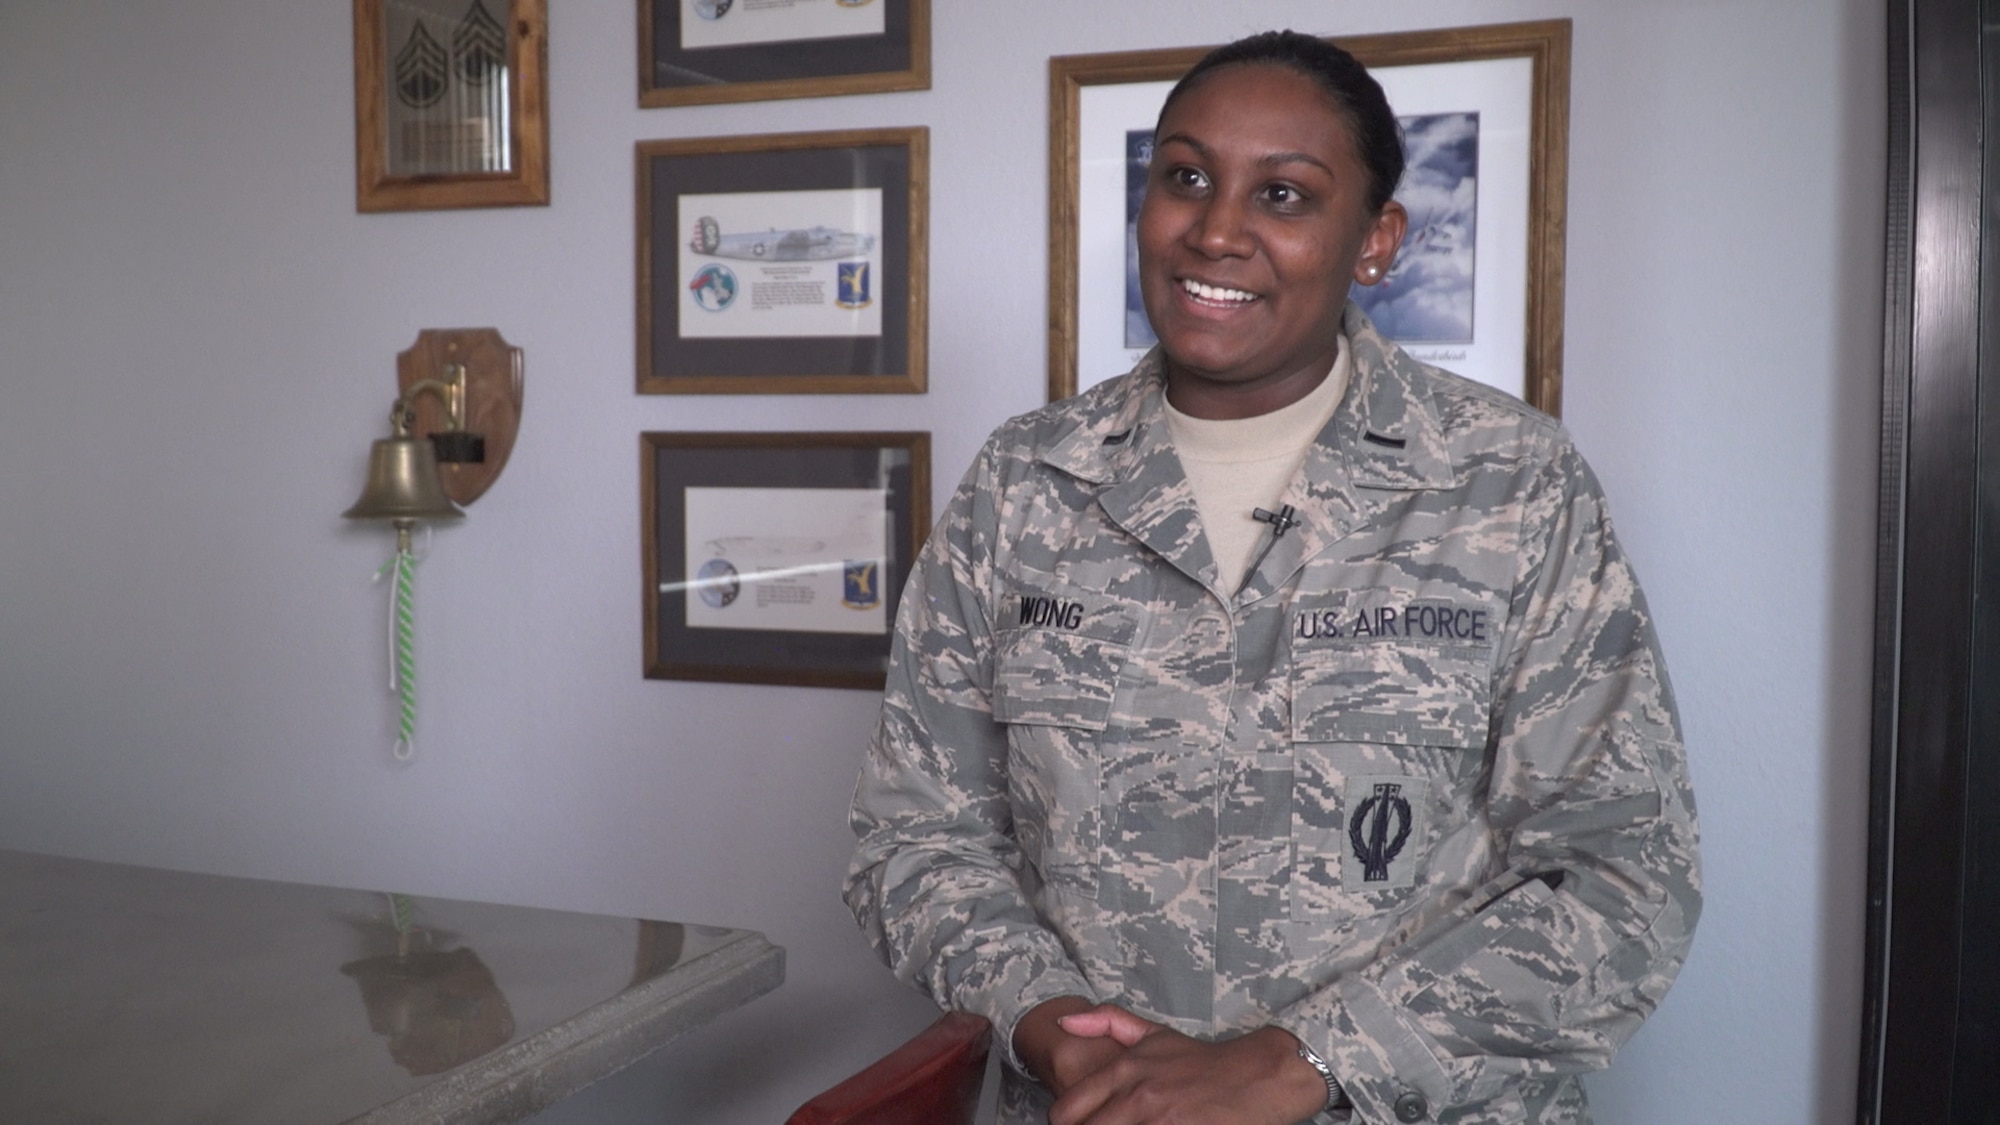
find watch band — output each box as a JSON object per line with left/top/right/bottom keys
{"left": 1295, "top": 1039, "right": 1349, "bottom": 1111}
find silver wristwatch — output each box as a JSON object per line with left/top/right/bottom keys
{"left": 1295, "top": 1039, "right": 1348, "bottom": 1111}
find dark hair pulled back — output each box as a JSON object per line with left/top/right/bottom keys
{"left": 1156, "top": 30, "right": 1405, "bottom": 212}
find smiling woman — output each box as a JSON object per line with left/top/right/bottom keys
{"left": 1138, "top": 62, "right": 1406, "bottom": 419}
{"left": 846, "top": 29, "right": 1700, "bottom": 1125}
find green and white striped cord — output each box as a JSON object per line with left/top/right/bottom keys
{"left": 376, "top": 547, "right": 420, "bottom": 761}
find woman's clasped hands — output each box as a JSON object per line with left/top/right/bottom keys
{"left": 1017, "top": 998, "right": 1332, "bottom": 1125}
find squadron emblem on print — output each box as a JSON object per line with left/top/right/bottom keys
{"left": 694, "top": 0, "right": 733, "bottom": 20}
{"left": 836, "top": 262, "right": 872, "bottom": 310}
{"left": 688, "top": 264, "right": 739, "bottom": 312}
{"left": 695, "top": 558, "right": 741, "bottom": 608}
{"left": 842, "top": 559, "right": 881, "bottom": 609}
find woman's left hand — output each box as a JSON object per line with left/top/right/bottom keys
{"left": 1048, "top": 1005, "right": 1330, "bottom": 1125}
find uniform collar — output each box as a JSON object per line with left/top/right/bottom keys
{"left": 1038, "top": 349, "right": 1166, "bottom": 486}
{"left": 1035, "top": 306, "right": 1459, "bottom": 599}
{"left": 1039, "top": 306, "right": 1457, "bottom": 493}
{"left": 1332, "top": 303, "right": 1456, "bottom": 492}
{"left": 1039, "top": 353, "right": 1213, "bottom": 587}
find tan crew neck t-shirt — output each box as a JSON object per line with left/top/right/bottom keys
{"left": 1163, "top": 338, "right": 1350, "bottom": 591}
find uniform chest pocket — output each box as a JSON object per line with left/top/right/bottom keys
{"left": 990, "top": 589, "right": 1143, "bottom": 900}
{"left": 1287, "top": 600, "right": 1496, "bottom": 921}
{"left": 991, "top": 589, "right": 1141, "bottom": 730}
{"left": 1289, "top": 598, "right": 1496, "bottom": 747}
{"left": 991, "top": 624, "right": 1136, "bottom": 899}
{"left": 1291, "top": 643, "right": 1494, "bottom": 747}
{"left": 992, "top": 627, "right": 1131, "bottom": 730}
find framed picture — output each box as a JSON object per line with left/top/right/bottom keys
{"left": 637, "top": 128, "right": 928, "bottom": 394}
{"left": 353, "top": 0, "right": 550, "bottom": 212}
{"left": 1047, "top": 20, "right": 1570, "bottom": 415}
{"left": 642, "top": 431, "right": 931, "bottom": 689}
{"left": 639, "top": 0, "right": 930, "bottom": 108}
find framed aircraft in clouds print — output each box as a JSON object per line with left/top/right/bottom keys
{"left": 1048, "top": 20, "right": 1571, "bottom": 416}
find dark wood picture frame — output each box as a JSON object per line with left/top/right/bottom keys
{"left": 353, "top": 0, "right": 550, "bottom": 212}
{"left": 642, "top": 431, "right": 930, "bottom": 690}
{"left": 637, "top": 127, "right": 928, "bottom": 394}
{"left": 1046, "top": 20, "right": 1570, "bottom": 414}
{"left": 639, "top": 0, "right": 930, "bottom": 107}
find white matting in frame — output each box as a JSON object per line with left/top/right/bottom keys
{"left": 1051, "top": 21, "right": 1570, "bottom": 414}
{"left": 1073, "top": 59, "right": 1533, "bottom": 402}
{"left": 676, "top": 187, "right": 885, "bottom": 339}
{"left": 677, "top": 0, "right": 884, "bottom": 51}
{"left": 681, "top": 486, "right": 889, "bottom": 635}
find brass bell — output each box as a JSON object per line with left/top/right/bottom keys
{"left": 343, "top": 433, "right": 466, "bottom": 526}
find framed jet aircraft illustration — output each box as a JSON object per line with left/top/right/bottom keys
{"left": 1046, "top": 21, "right": 1571, "bottom": 416}
{"left": 639, "top": 0, "right": 930, "bottom": 108}
{"left": 637, "top": 127, "right": 929, "bottom": 394}
{"left": 641, "top": 430, "right": 930, "bottom": 689}
{"left": 352, "top": 0, "right": 550, "bottom": 212}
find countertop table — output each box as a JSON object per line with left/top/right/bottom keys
{"left": 0, "top": 849, "right": 784, "bottom": 1123}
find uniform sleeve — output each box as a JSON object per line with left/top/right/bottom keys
{"left": 844, "top": 442, "right": 1098, "bottom": 1068}
{"left": 1271, "top": 440, "right": 1702, "bottom": 1122}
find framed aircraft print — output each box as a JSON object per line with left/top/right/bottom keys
{"left": 637, "top": 127, "right": 929, "bottom": 394}
{"left": 642, "top": 430, "right": 930, "bottom": 689}
{"left": 1047, "top": 20, "right": 1570, "bottom": 415}
{"left": 639, "top": 0, "right": 930, "bottom": 107}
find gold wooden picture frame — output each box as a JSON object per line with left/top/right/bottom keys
{"left": 637, "top": 127, "right": 929, "bottom": 394}
{"left": 642, "top": 431, "right": 931, "bottom": 690}
{"left": 1047, "top": 20, "right": 1571, "bottom": 415}
{"left": 639, "top": 0, "right": 930, "bottom": 108}
{"left": 354, "top": 0, "right": 550, "bottom": 212}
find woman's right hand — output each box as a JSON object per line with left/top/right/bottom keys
{"left": 1014, "top": 996, "right": 1128, "bottom": 1096}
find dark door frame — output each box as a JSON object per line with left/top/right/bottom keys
{"left": 1861, "top": 0, "right": 1997, "bottom": 1119}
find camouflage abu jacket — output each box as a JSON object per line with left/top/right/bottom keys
{"left": 846, "top": 307, "right": 1700, "bottom": 1125}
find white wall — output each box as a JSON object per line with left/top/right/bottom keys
{"left": 0, "top": 2, "right": 1880, "bottom": 1123}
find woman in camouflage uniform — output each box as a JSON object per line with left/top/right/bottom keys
{"left": 848, "top": 30, "right": 1699, "bottom": 1125}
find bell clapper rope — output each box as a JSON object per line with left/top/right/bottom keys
{"left": 372, "top": 520, "right": 425, "bottom": 761}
